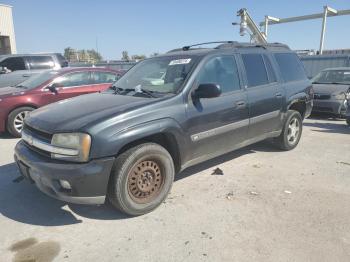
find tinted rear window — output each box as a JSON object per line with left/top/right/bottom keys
{"left": 241, "top": 54, "right": 269, "bottom": 87}
{"left": 274, "top": 53, "right": 307, "bottom": 82}
{"left": 29, "top": 56, "right": 55, "bottom": 70}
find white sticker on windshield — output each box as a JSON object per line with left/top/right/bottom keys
{"left": 169, "top": 59, "right": 191, "bottom": 66}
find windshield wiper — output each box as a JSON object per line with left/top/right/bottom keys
{"left": 313, "top": 81, "right": 348, "bottom": 85}
{"left": 111, "top": 85, "right": 157, "bottom": 98}
{"left": 137, "top": 88, "right": 156, "bottom": 98}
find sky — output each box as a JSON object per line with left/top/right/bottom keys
{"left": 4, "top": 0, "right": 350, "bottom": 60}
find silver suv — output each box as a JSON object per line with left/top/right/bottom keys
{"left": 0, "top": 53, "right": 68, "bottom": 88}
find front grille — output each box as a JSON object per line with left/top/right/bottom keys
{"left": 23, "top": 140, "right": 51, "bottom": 158}
{"left": 23, "top": 124, "right": 52, "bottom": 143}
{"left": 314, "top": 94, "right": 331, "bottom": 100}
{"left": 22, "top": 124, "right": 52, "bottom": 158}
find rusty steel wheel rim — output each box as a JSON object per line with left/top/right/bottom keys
{"left": 127, "top": 160, "right": 164, "bottom": 204}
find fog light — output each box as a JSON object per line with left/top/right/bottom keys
{"left": 59, "top": 180, "right": 72, "bottom": 190}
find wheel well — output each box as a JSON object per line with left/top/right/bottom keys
{"left": 117, "top": 133, "right": 181, "bottom": 173}
{"left": 289, "top": 102, "right": 306, "bottom": 118}
{"left": 6, "top": 105, "right": 37, "bottom": 124}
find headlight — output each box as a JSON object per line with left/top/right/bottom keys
{"left": 334, "top": 92, "right": 346, "bottom": 100}
{"left": 51, "top": 133, "right": 91, "bottom": 162}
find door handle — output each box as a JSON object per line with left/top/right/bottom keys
{"left": 235, "top": 101, "right": 246, "bottom": 108}
{"left": 275, "top": 92, "right": 283, "bottom": 98}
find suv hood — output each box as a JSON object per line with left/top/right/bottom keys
{"left": 25, "top": 92, "right": 155, "bottom": 133}
{"left": 313, "top": 83, "right": 350, "bottom": 95}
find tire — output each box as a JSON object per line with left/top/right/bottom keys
{"left": 108, "top": 143, "right": 175, "bottom": 216}
{"left": 275, "top": 110, "right": 303, "bottom": 151}
{"left": 7, "top": 107, "right": 34, "bottom": 138}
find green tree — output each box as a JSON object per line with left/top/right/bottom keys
{"left": 131, "top": 54, "right": 146, "bottom": 60}
{"left": 87, "top": 49, "right": 102, "bottom": 62}
{"left": 122, "top": 51, "right": 129, "bottom": 61}
{"left": 63, "top": 47, "right": 74, "bottom": 61}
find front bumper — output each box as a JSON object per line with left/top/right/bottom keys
{"left": 312, "top": 99, "right": 347, "bottom": 116}
{"left": 14, "top": 140, "right": 115, "bottom": 205}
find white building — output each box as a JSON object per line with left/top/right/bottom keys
{"left": 0, "top": 4, "right": 16, "bottom": 54}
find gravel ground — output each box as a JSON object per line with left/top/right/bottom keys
{"left": 0, "top": 117, "right": 349, "bottom": 262}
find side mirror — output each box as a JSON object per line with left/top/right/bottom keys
{"left": 192, "top": 83, "right": 221, "bottom": 99}
{"left": 47, "top": 84, "right": 59, "bottom": 94}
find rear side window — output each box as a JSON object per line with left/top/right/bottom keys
{"left": 92, "top": 71, "right": 119, "bottom": 84}
{"left": 274, "top": 53, "right": 307, "bottom": 82}
{"left": 263, "top": 54, "right": 277, "bottom": 83}
{"left": 29, "top": 56, "right": 55, "bottom": 70}
{"left": 0, "top": 57, "right": 26, "bottom": 71}
{"left": 197, "top": 56, "right": 241, "bottom": 93}
{"left": 241, "top": 54, "right": 269, "bottom": 87}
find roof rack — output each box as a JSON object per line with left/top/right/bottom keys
{"left": 167, "top": 41, "right": 289, "bottom": 53}
{"left": 182, "top": 41, "right": 235, "bottom": 51}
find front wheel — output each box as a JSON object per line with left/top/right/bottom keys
{"left": 7, "top": 107, "right": 34, "bottom": 137}
{"left": 275, "top": 110, "right": 303, "bottom": 151}
{"left": 108, "top": 143, "right": 175, "bottom": 216}
{"left": 346, "top": 117, "right": 350, "bottom": 126}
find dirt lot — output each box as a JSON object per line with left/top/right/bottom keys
{"left": 0, "top": 117, "right": 349, "bottom": 262}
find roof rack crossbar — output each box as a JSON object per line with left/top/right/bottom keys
{"left": 182, "top": 41, "right": 235, "bottom": 51}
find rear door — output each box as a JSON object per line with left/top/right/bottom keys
{"left": 185, "top": 54, "right": 249, "bottom": 160}
{"left": 240, "top": 52, "right": 284, "bottom": 139}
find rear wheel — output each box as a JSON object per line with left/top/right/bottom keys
{"left": 7, "top": 107, "right": 34, "bottom": 137}
{"left": 108, "top": 143, "right": 175, "bottom": 216}
{"left": 275, "top": 110, "right": 303, "bottom": 151}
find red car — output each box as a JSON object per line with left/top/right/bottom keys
{"left": 0, "top": 67, "right": 122, "bottom": 137}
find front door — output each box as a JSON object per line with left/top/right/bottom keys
{"left": 185, "top": 55, "right": 249, "bottom": 161}
{"left": 40, "top": 71, "right": 93, "bottom": 105}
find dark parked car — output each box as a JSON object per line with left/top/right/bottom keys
{"left": 0, "top": 67, "right": 121, "bottom": 137}
{"left": 311, "top": 67, "right": 350, "bottom": 117}
{"left": 14, "top": 42, "right": 313, "bottom": 215}
{"left": 0, "top": 53, "right": 68, "bottom": 88}
{"left": 346, "top": 99, "right": 350, "bottom": 126}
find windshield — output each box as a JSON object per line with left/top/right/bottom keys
{"left": 16, "top": 70, "right": 59, "bottom": 89}
{"left": 112, "top": 55, "right": 198, "bottom": 94}
{"left": 312, "top": 70, "right": 350, "bottom": 85}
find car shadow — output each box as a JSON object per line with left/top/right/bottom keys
{"left": 305, "top": 115, "right": 349, "bottom": 134}
{"left": 0, "top": 141, "right": 278, "bottom": 226}
{"left": 0, "top": 163, "right": 129, "bottom": 226}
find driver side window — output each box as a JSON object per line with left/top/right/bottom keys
{"left": 53, "top": 72, "right": 92, "bottom": 87}
{"left": 197, "top": 56, "right": 241, "bottom": 94}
